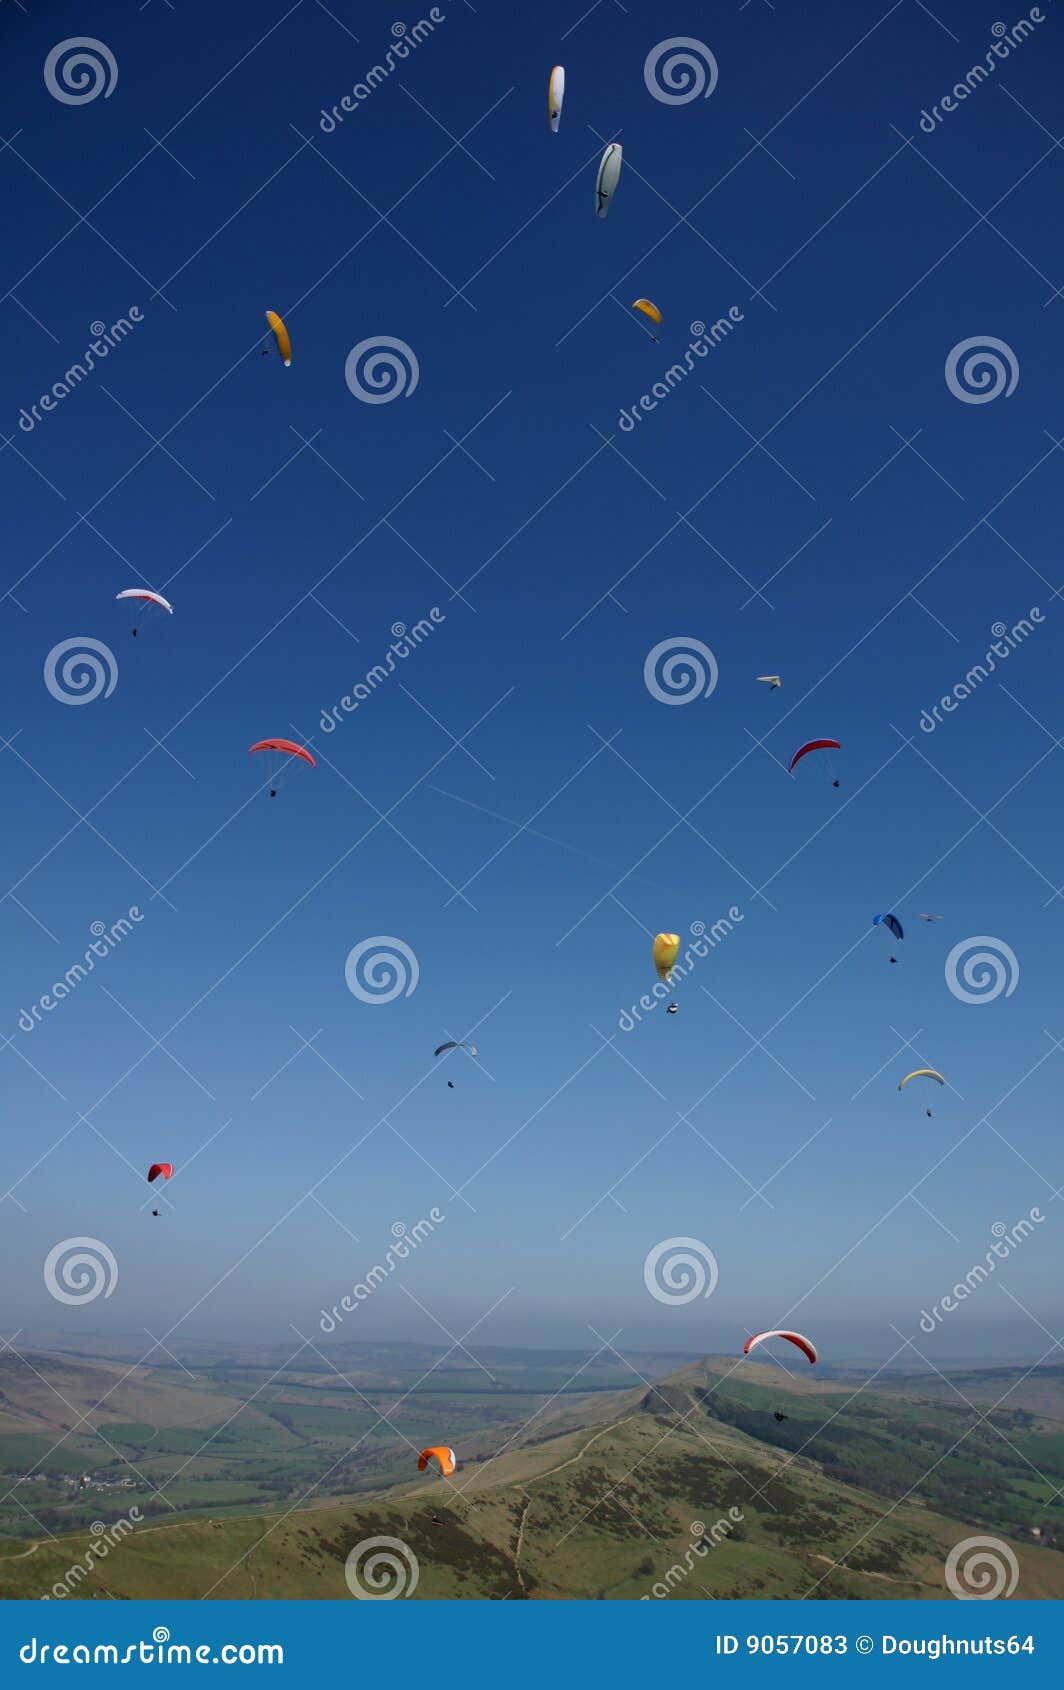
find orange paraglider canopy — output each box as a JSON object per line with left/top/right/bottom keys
{"left": 248, "top": 740, "right": 315, "bottom": 767}
{"left": 417, "top": 1445, "right": 457, "bottom": 1477}
{"left": 631, "top": 298, "right": 662, "bottom": 328}
{"left": 265, "top": 310, "right": 292, "bottom": 366}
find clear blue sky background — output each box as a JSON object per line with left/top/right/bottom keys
{"left": 1, "top": 0, "right": 1062, "bottom": 1366}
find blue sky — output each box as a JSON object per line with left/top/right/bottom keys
{"left": 1, "top": 0, "right": 1063, "bottom": 1368}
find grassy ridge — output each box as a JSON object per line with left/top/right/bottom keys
{"left": 2, "top": 1357, "right": 1063, "bottom": 1601}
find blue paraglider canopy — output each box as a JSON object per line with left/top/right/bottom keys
{"left": 872, "top": 912, "right": 904, "bottom": 942}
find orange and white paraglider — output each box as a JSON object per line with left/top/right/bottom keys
{"left": 744, "top": 1330, "right": 818, "bottom": 1366}
{"left": 417, "top": 1445, "right": 456, "bottom": 1477}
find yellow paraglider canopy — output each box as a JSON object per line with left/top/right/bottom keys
{"left": 265, "top": 310, "right": 292, "bottom": 367}
{"left": 653, "top": 933, "right": 680, "bottom": 982}
{"left": 898, "top": 1068, "right": 945, "bottom": 1090}
{"left": 632, "top": 298, "right": 662, "bottom": 329}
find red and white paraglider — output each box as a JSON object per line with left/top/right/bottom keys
{"left": 744, "top": 1329, "right": 818, "bottom": 1366}
{"left": 116, "top": 588, "right": 173, "bottom": 637}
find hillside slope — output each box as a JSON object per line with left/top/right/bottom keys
{"left": 3, "top": 1357, "right": 1063, "bottom": 1601}
{"left": 0, "top": 1351, "right": 249, "bottom": 1436}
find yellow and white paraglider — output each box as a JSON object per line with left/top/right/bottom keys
{"left": 264, "top": 310, "right": 291, "bottom": 367}
{"left": 898, "top": 1068, "right": 945, "bottom": 1118}
{"left": 631, "top": 299, "right": 661, "bottom": 340}
{"left": 548, "top": 65, "right": 565, "bottom": 132}
{"left": 653, "top": 933, "right": 680, "bottom": 983}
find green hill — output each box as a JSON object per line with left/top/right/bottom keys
{"left": 3, "top": 1356, "right": 1063, "bottom": 1600}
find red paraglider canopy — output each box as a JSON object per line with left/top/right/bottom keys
{"left": 248, "top": 740, "right": 315, "bottom": 767}
{"left": 788, "top": 739, "right": 840, "bottom": 775}
{"left": 147, "top": 1163, "right": 173, "bottom": 1183}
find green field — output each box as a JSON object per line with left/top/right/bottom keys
{"left": 2, "top": 1345, "right": 1064, "bottom": 1599}
{"left": 0, "top": 1348, "right": 653, "bottom": 1541}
